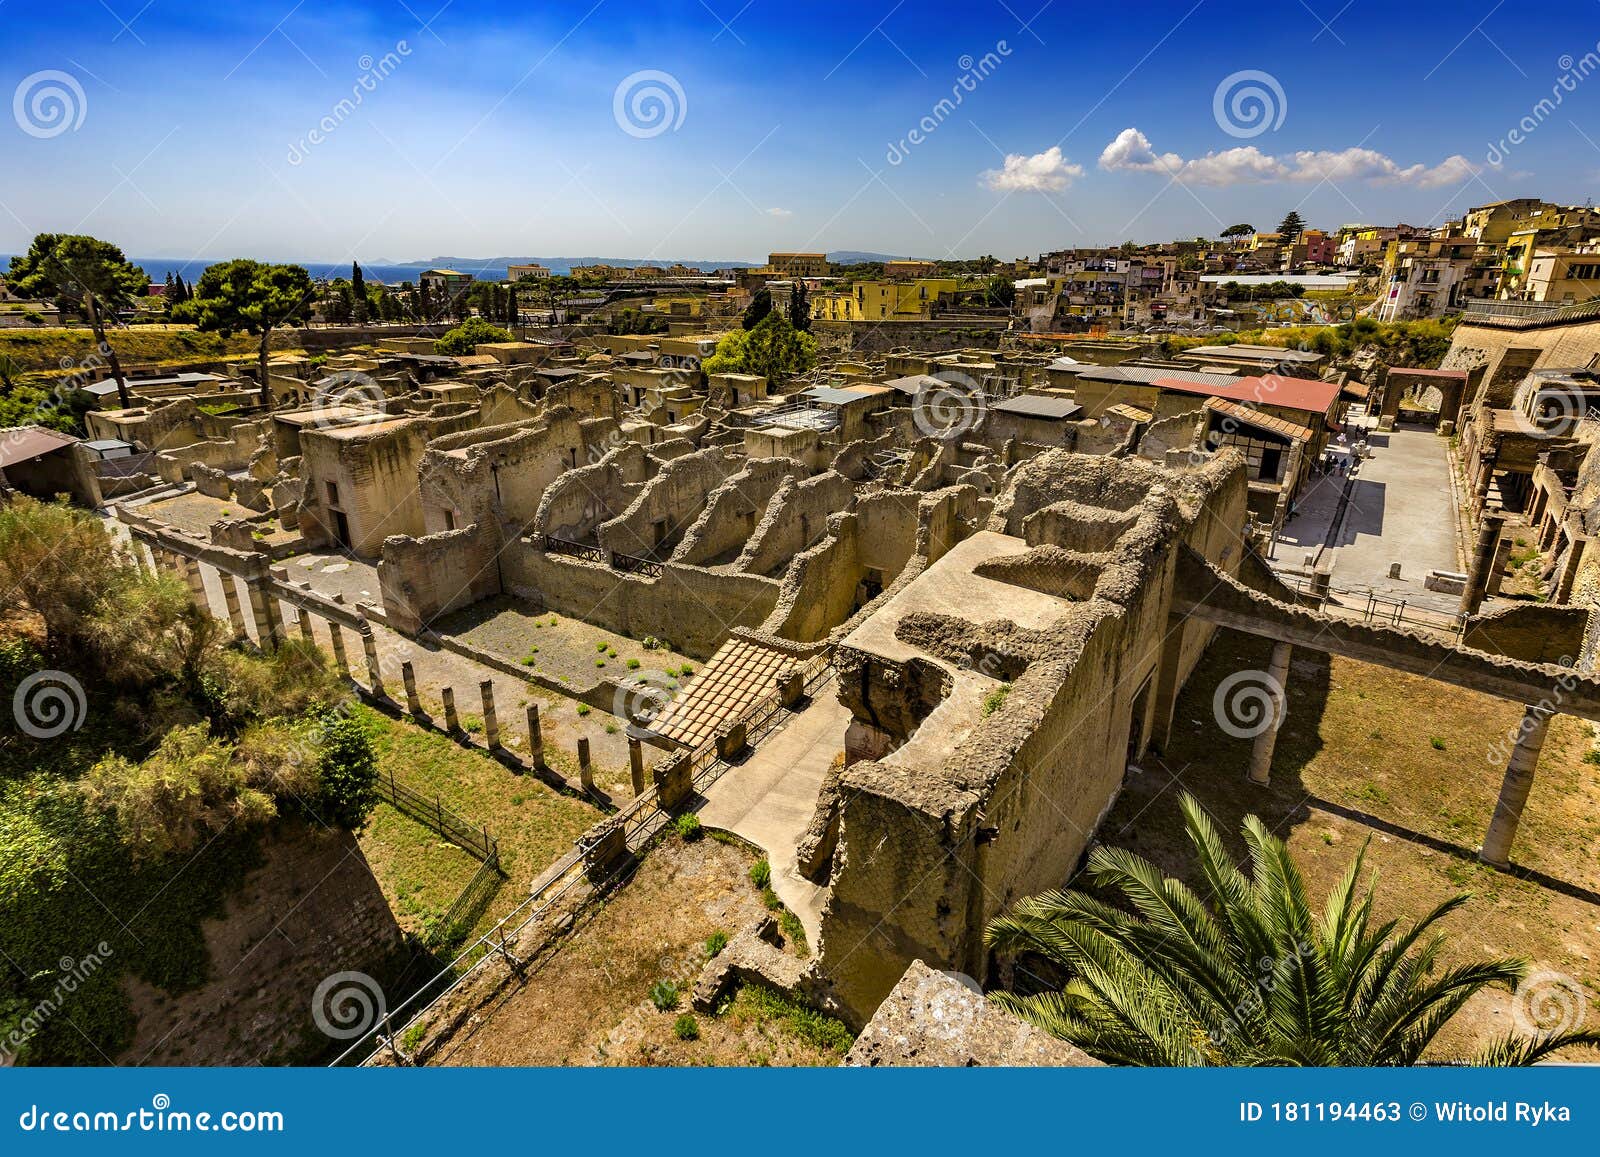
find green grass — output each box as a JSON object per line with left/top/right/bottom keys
{"left": 353, "top": 705, "right": 599, "bottom": 939}
{"left": 719, "top": 982, "right": 853, "bottom": 1055}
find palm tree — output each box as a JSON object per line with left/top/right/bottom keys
{"left": 985, "top": 793, "right": 1600, "bottom": 1066}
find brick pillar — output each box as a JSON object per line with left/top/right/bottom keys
{"left": 360, "top": 628, "right": 385, "bottom": 699}
{"left": 246, "top": 578, "right": 281, "bottom": 649}
{"left": 220, "top": 574, "right": 247, "bottom": 640}
{"left": 479, "top": 680, "right": 500, "bottom": 749}
{"left": 1556, "top": 538, "right": 1586, "bottom": 604}
{"left": 525, "top": 704, "right": 544, "bottom": 769}
{"left": 1480, "top": 704, "right": 1550, "bottom": 868}
{"left": 628, "top": 735, "right": 646, "bottom": 797}
{"left": 578, "top": 737, "right": 593, "bottom": 791}
{"left": 328, "top": 621, "right": 351, "bottom": 678}
{"left": 1246, "top": 642, "right": 1292, "bottom": 787}
{"left": 441, "top": 687, "right": 459, "bottom": 733}
{"left": 401, "top": 662, "right": 422, "bottom": 716}
{"left": 1459, "top": 511, "right": 1506, "bottom": 618}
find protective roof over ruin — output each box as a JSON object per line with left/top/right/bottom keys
{"left": 0, "top": 426, "right": 77, "bottom": 468}
{"left": 992, "top": 394, "right": 1083, "bottom": 420}
{"left": 1204, "top": 397, "right": 1312, "bottom": 443}
{"left": 1152, "top": 373, "right": 1341, "bottom": 415}
{"left": 652, "top": 636, "right": 798, "bottom": 749}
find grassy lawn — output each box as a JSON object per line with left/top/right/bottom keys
{"left": 0, "top": 325, "right": 297, "bottom": 375}
{"left": 351, "top": 704, "right": 601, "bottom": 944}
{"left": 1099, "top": 627, "right": 1600, "bottom": 1059}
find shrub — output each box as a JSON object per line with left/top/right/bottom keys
{"left": 649, "top": 979, "right": 680, "bottom": 1011}
{"left": 673, "top": 813, "right": 703, "bottom": 841}
{"left": 576, "top": 704, "right": 590, "bottom": 716}
{"left": 312, "top": 710, "right": 378, "bottom": 830}
{"left": 626, "top": 658, "right": 641, "bottom": 670}
{"left": 433, "top": 316, "right": 511, "bottom": 356}
{"left": 748, "top": 858, "right": 771, "bottom": 889}
{"left": 673, "top": 1013, "right": 700, "bottom": 1041}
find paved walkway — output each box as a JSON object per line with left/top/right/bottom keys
{"left": 698, "top": 688, "right": 849, "bottom": 947}
{"left": 1270, "top": 418, "right": 1462, "bottom": 615}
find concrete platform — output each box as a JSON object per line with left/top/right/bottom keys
{"left": 698, "top": 689, "right": 851, "bottom": 947}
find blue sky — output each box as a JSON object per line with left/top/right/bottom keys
{"left": 3, "top": 0, "right": 1599, "bottom": 263}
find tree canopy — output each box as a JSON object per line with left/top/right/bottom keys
{"left": 174, "top": 259, "right": 315, "bottom": 405}
{"left": 7, "top": 234, "right": 149, "bottom": 407}
{"left": 702, "top": 311, "right": 817, "bottom": 384}
{"left": 434, "top": 315, "right": 512, "bottom": 356}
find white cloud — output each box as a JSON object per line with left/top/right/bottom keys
{"left": 1098, "top": 127, "right": 1477, "bottom": 188}
{"left": 765, "top": 207, "right": 793, "bottom": 217}
{"left": 982, "top": 146, "right": 1083, "bottom": 193}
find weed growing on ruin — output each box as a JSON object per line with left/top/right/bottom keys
{"left": 748, "top": 858, "right": 771, "bottom": 889}
{"left": 981, "top": 683, "right": 1012, "bottom": 717}
{"left": 674, "top": 814, "right": 703, "bottom": 841}
{"left": 673, "top": 1013, "right": 699, "bottom": 1040}
{"left": 705, "top": 930, "right": 729, "bottom": 957}
{"left": 650, "top": 979, "right": 680, "bottom": 1011}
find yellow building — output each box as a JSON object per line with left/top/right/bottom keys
{"left": 1517, "top": 244, "right": 1600, "bottom": 304}
{"left": 767, "top": 252, "right": 829, "bottom": 278}
{"left": 811, "top": 279, "right": 959, "bottom": 321}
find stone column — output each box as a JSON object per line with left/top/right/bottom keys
{"left": 298, "top": 606, "right": 317, "bottom": 644}
{"left": 628, "top": 735, "right": 646, "bottom": 797}
{"left": 1246, "top": 642, "right": 1292, "bottom": 787}
{"left": 1458, "top": 511, "right": 1506, "bottom": 619}
{"left": 360, "top": 628, "right": 385, "bottom": 699}
{"left": 578, "top": 737, "right": 594, "bottom": 793}
{"left": 245, "top": 578, "right": 281, "bottom": 649}
{"left": 220, "top": 575, "right": 248, "bottom": 640}
{"left": 479, "top": 680, "right": 500, "bottom": 749}
{"left": 526, "top": 704, "right": 544, "bottom": 770}
{"left": 328, "top": 622, "right": 351, "bottom": 678}
{"left": 180, "top": 556, "right": 209, "bottom": 612}
{"left": 441, "top": 687, "right": 459, "bottom": 733}
{"left": 1480, "top": 704, "right": 1550, "bottom": 868}
{"left": 401, "top": 662, "right": 422, "bottom": 716}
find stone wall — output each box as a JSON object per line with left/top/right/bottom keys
{"left": 117, "top": 823, "right": 408, "bottom": 1065}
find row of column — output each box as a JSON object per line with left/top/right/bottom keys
{"left": 1207, "top": 632, "right": 1549, "bottom": 870}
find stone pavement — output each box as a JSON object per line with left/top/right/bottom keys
{"left": 698, "top": 687, "right": 850, "bottom": 947}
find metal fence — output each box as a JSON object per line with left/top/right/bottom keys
{"left": 375, "top": 768, "right": 500, "bottom": 867}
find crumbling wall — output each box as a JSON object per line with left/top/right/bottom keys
{"left": 379, "top": 522, "right": 502, "bottom": 634}
{"left": 738, "top": 471, "right": 855, "bottom": 577}
{"left": 533, "top": 441, "right": 653, "bottom": 543}
{"left": 504, "top": 545, "right": 780, "bottom": 659}
{"left": 597, "top": 446, "right": 737, "bottom": 559}
{"left": 672, "top": 457, "right": 804, "bottom": 567}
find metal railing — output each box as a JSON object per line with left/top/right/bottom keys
{"left": 611, "top": 551, "right": 664, "bottom": 577}
{"left": 541, "top": 534, "right": 607, "bottom": 564}
{"left": 1279, "top": 575, "right": 1464, "bottom": 640}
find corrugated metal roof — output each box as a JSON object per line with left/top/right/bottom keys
{"left": 0, "top": 427, "right": 77, "bottom": 468}
{"left": 992, "top": 394, "right": 1082, "bottom": 419}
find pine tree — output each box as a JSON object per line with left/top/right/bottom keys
{"left": 1277, "top": 211, "right": 1305, "bottom": 243}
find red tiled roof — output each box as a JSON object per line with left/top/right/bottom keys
{"left": 1149, "top": 374, "right": 1340, "bottom": 415}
